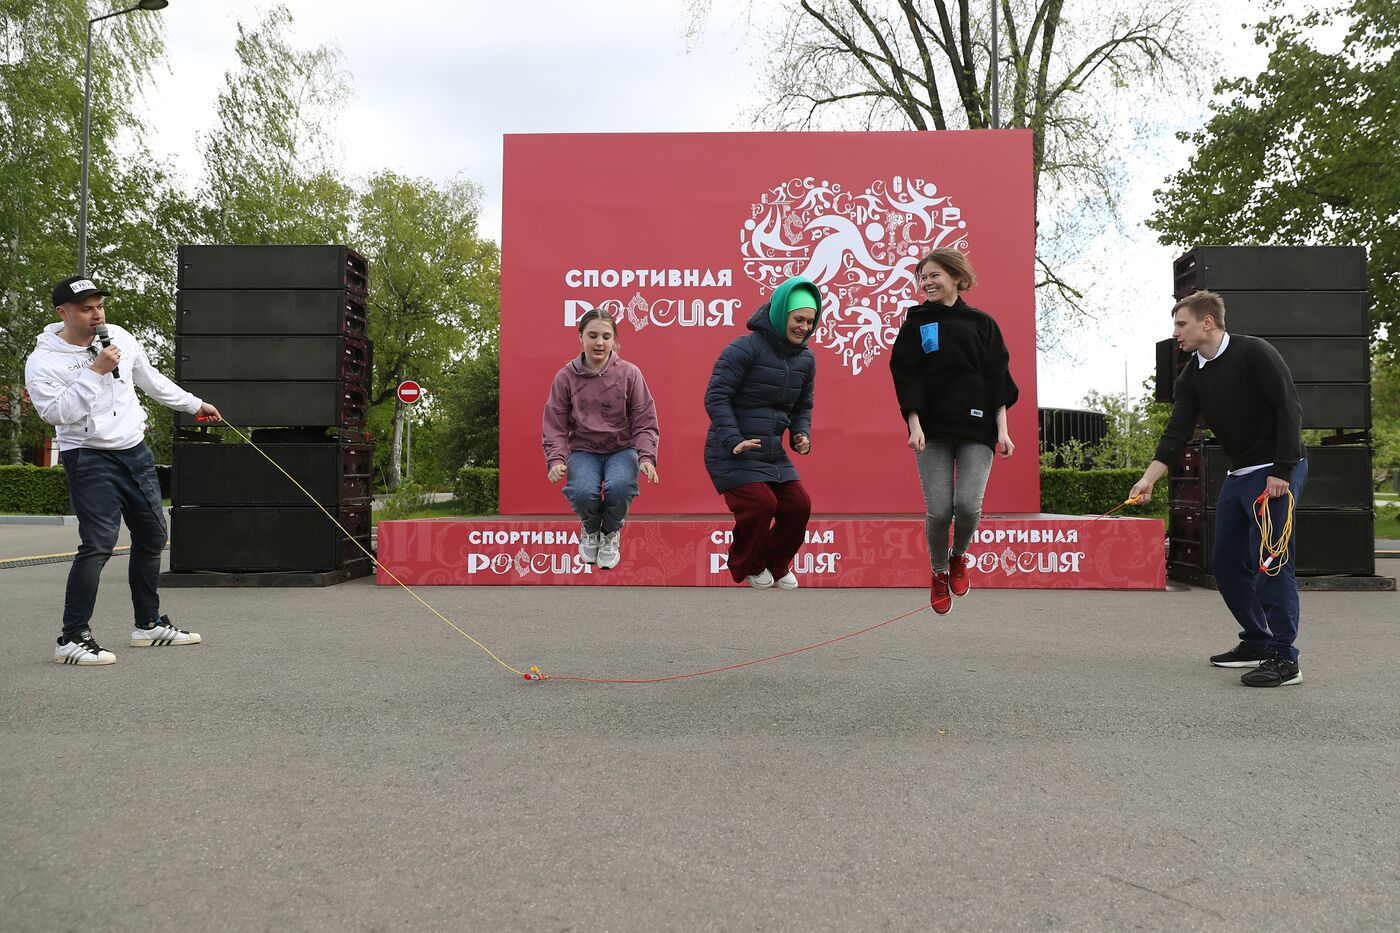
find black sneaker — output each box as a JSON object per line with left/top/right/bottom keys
{"left": 1209, "top": 642, "right": 1272, "bottom": 668}
{"left": 1241, "top": 656, "right": 1302, "bottom": 687}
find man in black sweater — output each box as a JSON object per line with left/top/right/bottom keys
{"left": 1129, "top": 290, "right": 1308, "bottom": 687}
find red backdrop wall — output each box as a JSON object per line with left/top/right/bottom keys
{"left": 500, "top": 131, "right": 1039, "bottom": 514}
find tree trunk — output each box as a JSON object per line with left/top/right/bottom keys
{"left": 6, "top": 375, "right": 23, "bottom": 466}
{"left": 5, "top": 281, "right": 23, "bottom": 465}
{"left": 388, "top": 399, "right": 404, "bottom": 490}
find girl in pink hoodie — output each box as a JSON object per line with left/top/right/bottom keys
{"left": 541, "top": 308, "right": 660, "bottom": 569}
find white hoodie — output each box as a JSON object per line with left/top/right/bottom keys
{"left": 24, "top": 322, "right": 203, "bottom": 452}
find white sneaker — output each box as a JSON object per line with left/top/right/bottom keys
{"left": 746, "top": 569, "right": 774, "bottom": 588}
{"left": 597, "top": 530, "right": 621, "bottom": 569}
{"left": 130, "top": 616, "right": 202, "bottom": 648}
{"left": 579, "top": 529, "right": 601, "bottom": 564}
{"left": 54, "top": 630, "right": 115, "bottom": 666}
{"left": 775, "top": 572, "right": 798, "bottom": 590}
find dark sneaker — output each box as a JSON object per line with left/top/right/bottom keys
{"left": 930, "top": 571, "right": 952, "bottom": 614}
{"left": 948, "top": 553, "right": 971, "bottom": 597}
{"left": 1241, "top": 656, "right": 1301, "bottom": 687}
{"left": 54, "top": 630, "right": 116, "bottom": 666}
{"left": 1209, "top": 642, "right": 1271, "bottom": 668}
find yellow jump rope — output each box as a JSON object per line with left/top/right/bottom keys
{"left": 1253, "top": 489, "right": 1296, "bottom": 575}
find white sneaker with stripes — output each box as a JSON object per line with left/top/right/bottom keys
{"left": 130, "top": 615, "right": 202, "bottom": 648}
{"left": 54, "top": 630, "right": 116, "bottom": 666}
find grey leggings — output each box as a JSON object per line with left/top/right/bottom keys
{"left": 915, "top": 439, "right": 994, "bottom": 572}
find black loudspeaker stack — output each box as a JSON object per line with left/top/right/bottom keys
{"left": 1161, "top": 246, "right": 1386, "bottom": 589}
{"left": 162, "top": 245, "right": 375, "bottom": 586}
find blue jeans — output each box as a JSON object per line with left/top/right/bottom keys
{"left": 1212, "top": 459, "right": 1309, "bottom": 662}
{"left": 563, "top": 449, "right": 640, "bottom": 534}
{"left": 59, "top": 443, "right": 167, "bottom": 637}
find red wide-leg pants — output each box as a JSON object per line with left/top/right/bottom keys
{"left": 720, "top": 480, "right": 812, "bottom": 583}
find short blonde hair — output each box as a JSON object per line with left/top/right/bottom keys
{"left": 1172, "top": 290, "right": 1226, "bottom": 328}
{"left": 916, "top": 248, "right": 977, "bottom": 291}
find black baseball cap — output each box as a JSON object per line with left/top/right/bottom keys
{"left": 52, "top": 275, "right": 110, "bottom": 307}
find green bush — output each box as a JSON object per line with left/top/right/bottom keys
{"left": 0, "top": 465, "right": 70, "bottom": 514}
{"left": 454, "top": 466, "right": 498, "bottom": 515}
{"left": 379, "top": 480, "right": 433, "bottom": 521}
{"left": 1039, "top": 467, "right": 1166, "bottom": 518}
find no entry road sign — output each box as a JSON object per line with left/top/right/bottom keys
{"left": 397, "top": 380, "right": 422, "bottom": 405}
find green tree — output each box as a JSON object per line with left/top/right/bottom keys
{"left": 1080, "top": 383, "right": 1171, "bottom": 470}
{"left": 356, "top": 171, "right": 499, "bottom": 489}
{"left": 688, "top": 0, "right": 1205, "bottom": 337}
{"left": 0, "top": 0, "right": 182, "bottom": 464}
{"left": 1150, "top": 0, "right": 1399, "bottom": 354}
{"left": 428, "top": 347, "right": 500, "bottom": 476}
{"left": 198, "top": 4, "right": 353, "bottom": 245}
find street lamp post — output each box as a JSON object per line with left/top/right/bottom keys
{"left": 77, "top": 0, "right": 169, "bottom": 276}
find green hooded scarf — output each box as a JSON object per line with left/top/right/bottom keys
{"left": 768, "top": 276, "right": 824, "bottom": 339}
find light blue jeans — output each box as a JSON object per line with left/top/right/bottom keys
{"left": 563, "top": 448, "right": 640, "bottom": 534}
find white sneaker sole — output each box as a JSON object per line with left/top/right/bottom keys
{"left": 54, "top": 654, "right": 115, "bottom": 666}
{"left": 131, "top": 634, "right": 202, "bottom": 648}
{"left": 1211, "top": 659, "right": 1265, "bottom": 668}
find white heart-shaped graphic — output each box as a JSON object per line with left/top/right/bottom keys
{"left": 740, "top": 175, "right": 969, "bottom": 375}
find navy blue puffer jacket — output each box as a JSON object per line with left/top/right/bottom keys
{"left": 703, "top": 306, "right": 816, "bottom": 493}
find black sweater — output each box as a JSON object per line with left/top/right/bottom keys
{"left": 889, "top": 298, "right": 1019, "bottom": 448}
{"left": 1153, "top": 333, "right": 1304, "bottom": 480}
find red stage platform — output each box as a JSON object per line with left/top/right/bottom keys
{"left": 376, "top": 515, "right": 1166, "bottom": 589}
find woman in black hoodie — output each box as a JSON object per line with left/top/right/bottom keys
{"left": 889, "top": 249, "right": 1018, "bottom": 614}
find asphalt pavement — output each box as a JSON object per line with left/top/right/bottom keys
{"left": 2, "top": 520, "right": 1397, "bottom": 932}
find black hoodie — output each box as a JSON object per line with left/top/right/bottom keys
{"left": 888, "top": 297, "right": 1019, "bottom": 448}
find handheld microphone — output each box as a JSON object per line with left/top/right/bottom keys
{"left": 94, "top": 324, "right": 119, "bottom": 380}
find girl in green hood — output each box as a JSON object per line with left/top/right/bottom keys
{"left": 703, "top": 276, "right": 822, "bottom": 589}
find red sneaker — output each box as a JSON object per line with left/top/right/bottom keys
{"left": 930, "top": 571, "right": 952, "bottom": 614}
{"left": 948, "top": 552, "right": 971, "bottom": 597}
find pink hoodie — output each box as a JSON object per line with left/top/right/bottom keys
{"left": 541, "top": 353, "right": 659, "bottom": 467}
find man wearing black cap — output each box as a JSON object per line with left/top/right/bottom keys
{"left": 24, "top": 275, "right": 222, "bottom": 666}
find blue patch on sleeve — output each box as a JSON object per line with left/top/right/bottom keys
{"left": 919, "top": 322, "right": 940, "bottom": 353}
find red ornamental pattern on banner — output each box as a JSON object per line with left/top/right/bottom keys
{"left": 376, "top": 518, "right": 1166, "bottom": 590}
{"left": 499, "top": 131, "right": 1039, "bottom": 516}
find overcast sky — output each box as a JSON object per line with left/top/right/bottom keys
{"left": 132, "top": 0, "right": 1300, "bottom": 409}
